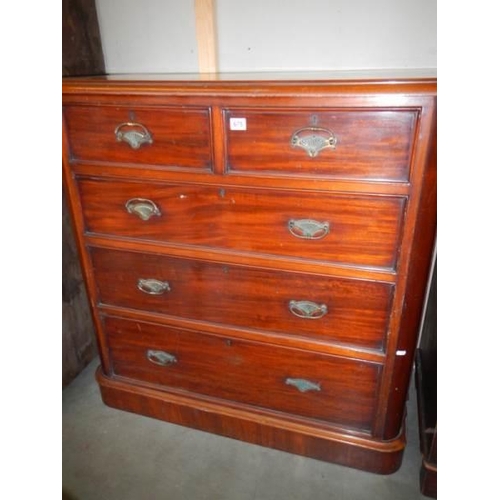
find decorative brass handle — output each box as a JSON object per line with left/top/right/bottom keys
{"left": 125, "top": 198, "right": 161, "bottom": 221}
{"left": 288, "top": 219, "right": 330, "bottom": 240}
{"left": 115, "top": 122, "right": 153, "bottom": 149}
{"left": 285, "top": 378, "right": 321, "bottom": 393}
{"left": 290, "top": 126, "right": 337, "bottom": 157}
{"left": 289, "top": 300, "right": 328, "bottom": 319}
{"left": 146, "top": 349, "right": 177, "bottom": 366}
{"left": 137, "top": 278, "right": 171, "bottom": 295}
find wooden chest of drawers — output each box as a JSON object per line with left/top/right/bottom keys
{"left": 62, "top": 72, "right": 436, "bottom": 474}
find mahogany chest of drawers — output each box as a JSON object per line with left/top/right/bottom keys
{"left": 62, "top": 72, "right": 436, "bottom": 474}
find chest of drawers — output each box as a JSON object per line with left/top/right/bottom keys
{"left": 62, "top": 73, "right": 436, "bottom": 474}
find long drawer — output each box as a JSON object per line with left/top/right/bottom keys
{"left": 91, "top": 247, "right": 393, "bottom": 350}
{"left": 225, "top": 109, "right": 418, "bottom": 181}
{"left": 79, "top": 178, "right": 405, "bottom": 270}
{"left": 104, "top": 315, "right": 381, "bottom": 432}
{"left": 63, "top": 105, "right": 212, "bottom": 170}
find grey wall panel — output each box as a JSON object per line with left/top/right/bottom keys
{"left": 216, "top": 0, "right": 437, "bottom": 71}
{"left": 96, "top": 0, "right": 199, "bottom": 73}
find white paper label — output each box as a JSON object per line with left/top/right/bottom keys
{"left": 230, "top": 117, "right": 247, "bottom": 131}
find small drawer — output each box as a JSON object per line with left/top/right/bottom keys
{"left": 104, "top": 316, "right": 382, "bottom": 432}
{"left": 225, "top": 109, "right": 417, "bottom": 181}
{"left": 63, "top": 105, "right": 212, "bottom": 171}
{"left": 91, "top": 247, "right": 393, "bottom": 350}
{"left": 79, "top": 178, "right": 405, "bottom": 270}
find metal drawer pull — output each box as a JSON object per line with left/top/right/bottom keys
{"left": 146, "top": 349, "right": 177, "bottom": 366}
{"left": 291, "top": 126, "right": 337, "bottom": 157}
{"left": 285, "top": 378, "right": 321, "bottom": 393}
{"left": 289, "top": 300, "right": 328, "bottom": 319}
{"left": 137, "top": 278, "right": 171, "bottom": 295}
{"left": 125, "top": 198, "right": 161, "bottom": 221}
{"left": 115, "top": 122, "right": 153, "bottom": 149}
{"left": 288, "top": 219, "right": 330, "bottom": 240}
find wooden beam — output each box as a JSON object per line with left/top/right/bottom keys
{"left": 194, "top": 0, "right": 218, "bottom": 73}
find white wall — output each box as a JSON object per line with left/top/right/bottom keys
{"left": 96, "top": 0, "right": 436, "bottom": 73}
{"left": 217, "top": 0, "right": 437, "bottom": 71}
{"left": 96, "top": 0, "right": 199, "bottom": 73}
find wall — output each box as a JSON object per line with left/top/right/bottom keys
{"left": 96, "top": 0, "right": 199, "bottom": 73}
{"left": 95, "top": 0, "right": 437, "bottom": 73}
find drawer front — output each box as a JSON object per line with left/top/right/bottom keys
{"left": 63, "top": 105, "right": 212, "bottom": 170}
{"left": 225, "top": 109, "right": 417, "bottom": 181}
{"left": 79, "top": 178, "right": 405, "bottom": 270}
{"left": 91, "top": 247, "right": 393, "bottom": 350}
{"left": 105, "top": 316, "right": 381, "bottom": 431}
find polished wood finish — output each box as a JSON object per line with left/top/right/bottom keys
{"left": 97, "top": 366, "right": 405, "bottom": 474}
{"left": 105, "top": 316, "right": 381, "bottom": 431}
{"left": 225, "top": 109, "right": 416, "bottom": 181}
{"left": 376, "top": 110, "right": 436, "bottom": 439}
{"left": 90, "top": 246, "right": 393, "bottom": 349}
{"left": 64, "top": 105, "right": 212, "bottom": 170}
{"left": 78, "top": 177, "right": 405, "bottom": 269}
{"left": 62, "top": 72, "right": 436, "bottom": 473}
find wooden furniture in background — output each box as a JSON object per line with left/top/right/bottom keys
{"left": 416, "top": 259, "right": 437, "bottom": 496}
{"left": 62, "top": 72, "right": 436, "bottom": 472}
{"left": 62, "top": 0, "right": 104, "bottom": 77}
{"left": 62, "top": 0, "right": 104, "bottom": 386}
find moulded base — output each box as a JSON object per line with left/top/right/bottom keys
{"left": 96, "top": 366, "right": 406, "bottom": 474}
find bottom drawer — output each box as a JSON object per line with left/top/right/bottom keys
{"left": 104, "top": 316, "right": 382, "bottom": 432}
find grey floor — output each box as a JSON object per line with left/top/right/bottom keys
{"left": 63, "top": 357, "right": 428, "bottom": 500}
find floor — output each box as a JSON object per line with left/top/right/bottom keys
{"left": 62, "top": 358, "right": 429, "bottom": 500}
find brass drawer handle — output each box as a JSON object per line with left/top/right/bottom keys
{"left": 137, "top": 278, "right": 171, "bottom": 295}
{"left": 290, "top": 126, "right": 337, "bottom": 157}
{"left": 288, "top": 219, "right": 330, "bottom": 240}
{"left": 115, "top": 122, "right": 153, "bottom": 149}
{"left": 125, "top": 198, "right": 161, "bottom": 221}
{"left": 146, "top": 349, "right": 177, "bottom": 366}
{"left": 285, "top": 378, "right": 321, "bottom": 393}
{"left": 289, "top": 300, "right": 328, "bottom": 319}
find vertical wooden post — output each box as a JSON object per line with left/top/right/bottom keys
{"left": 194, "top": 0, "right": 218, "bottom": 73}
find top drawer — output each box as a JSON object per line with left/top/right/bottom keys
{"left": 225, "top": 109, "right": 418, "bottom": 182}
{"left": 63, "top": 105, "right": 213, "bottom": 171}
